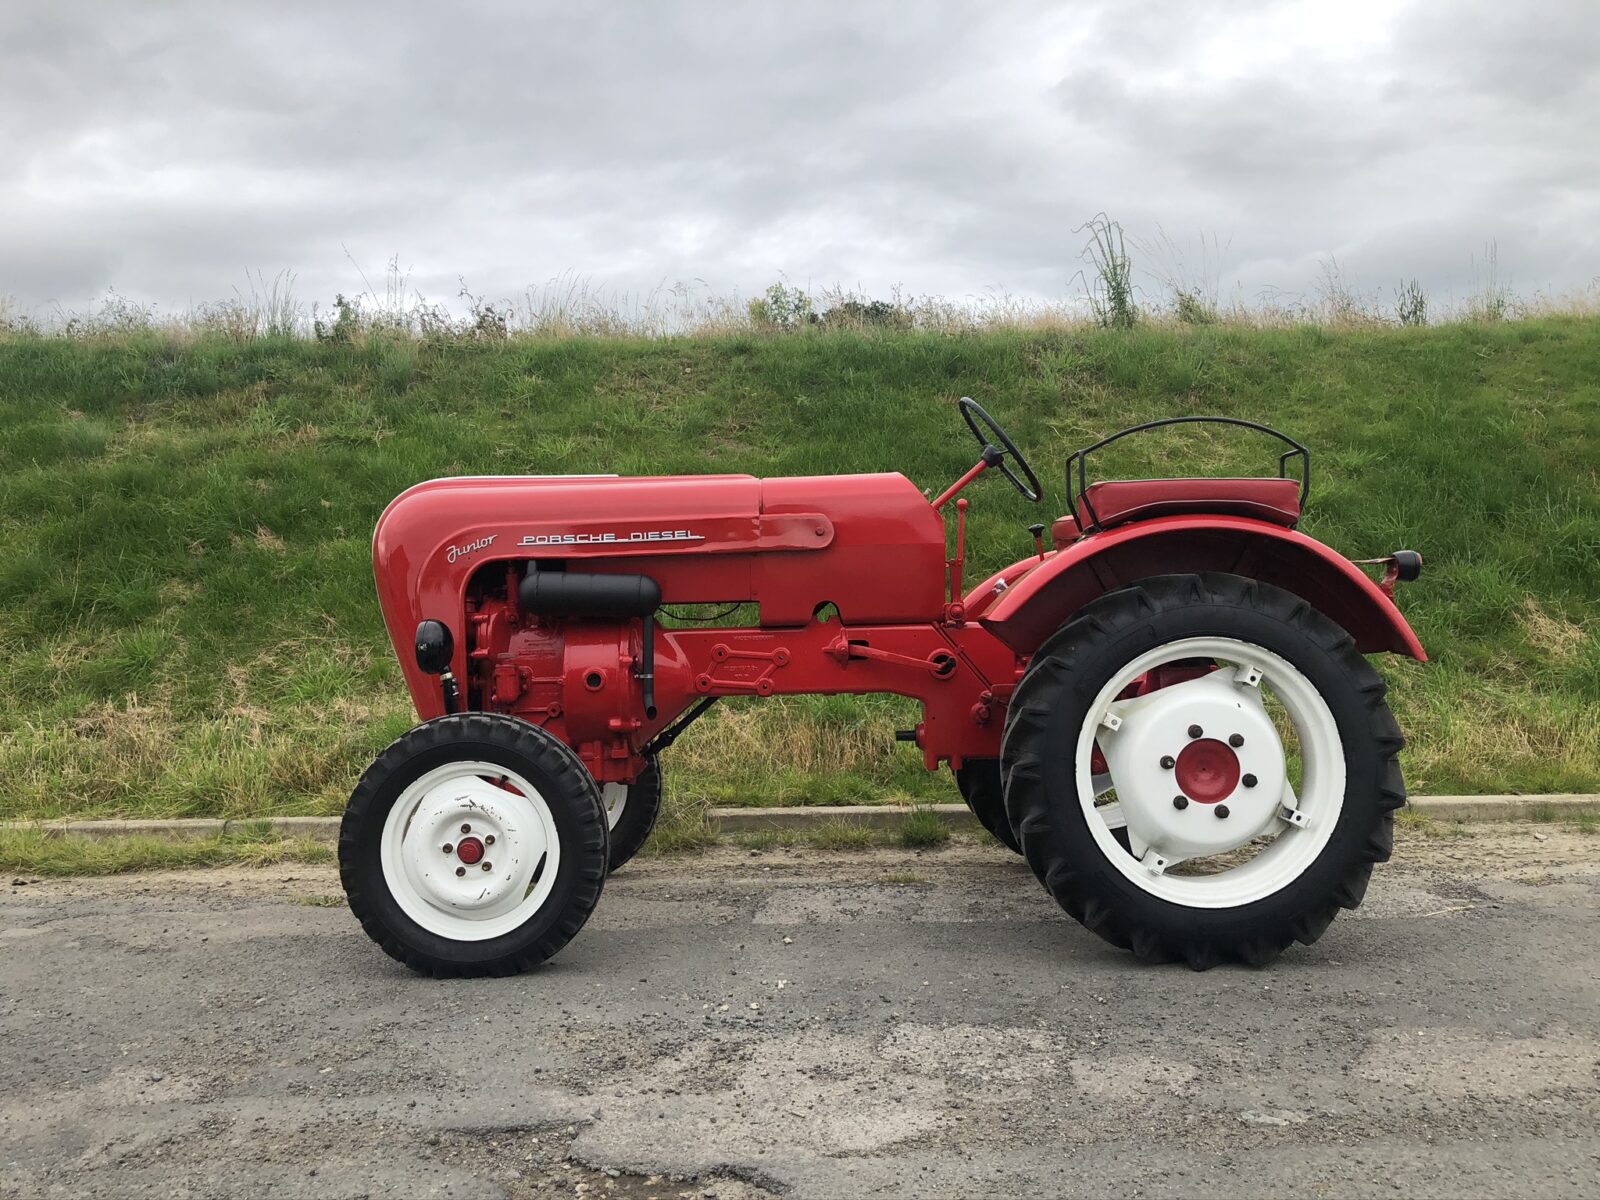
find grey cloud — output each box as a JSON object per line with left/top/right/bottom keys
{"left": 0, "top": 0, "right": 1595, "bottom": 319}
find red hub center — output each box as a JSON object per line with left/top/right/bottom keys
{"left": 455, "top": 836, "right": 485, "bottom": 865}
{"left": 1174, "top": 739, "right": 1241, "bottom": 804}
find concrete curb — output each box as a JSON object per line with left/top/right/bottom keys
{"left": 3, "top": 795, "right": 1597, "bottom": 844}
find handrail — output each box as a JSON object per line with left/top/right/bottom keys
{"left": 1065, "top": 416, "right": 1310, "bottom": 531}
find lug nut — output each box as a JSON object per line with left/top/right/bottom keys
{"left": 1173, "top": 795, "right": 1189, "bottom": 810}
{"left": 1160, "top": 755, "right": 1176, "bottom": 769}
{"left": 1216, "top": 804, "right": 1230, "bottom": 819}
{"left": 1229, "top": 733, "right": 1244, "bottom": 748}
{"left": 1242, "top": 774, "right": 1258, "bottom": 788}
{"left": 481, "top": 862, "right": 493, "bottom": 872}
{"left": 442, "top": 843, "right": 453, "bottom": 855}
{"left": 485, "top": 835, "right": 496, "bottom": 846}
{"left": 455, "top": 866, "right": 466, "bottom": 877}
{"left": 1187, "top": 724, "right": 1203, "bottom": 739}
{"left": 460, "top": 823, "right": 472, "bottom": 834}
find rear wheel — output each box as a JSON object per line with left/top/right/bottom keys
{"left": 600, "top": 755, "right": 662, "bottom": 871}
{"left": 1001, "top": 573, "right": 1405, "bottom": 969}
{"left": 339, "top": 713, "right": 609, "bottom": 977}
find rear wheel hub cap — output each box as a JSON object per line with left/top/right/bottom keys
{"left": 1174, "top": 739, "right": 1240, "bottom": 804}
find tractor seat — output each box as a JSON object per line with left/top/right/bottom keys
{"left": 1079, "top": 477, "right": 1301, "bottom": 530}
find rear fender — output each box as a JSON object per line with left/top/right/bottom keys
{"left": 979, "top": 515, "right": 1425, "bottom": 660}
{"left": 962, "top": 553, "right": 1055, "bottom": 621}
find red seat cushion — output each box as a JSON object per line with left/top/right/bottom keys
{"left": 1050, "top": 514, "right": 1081, "bottom": 548}
{"left": 1081, "top": 478, "right": 1301, "bottom": 529}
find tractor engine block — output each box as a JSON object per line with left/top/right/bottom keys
{"left": 463, "top": 565, "right": 667, "bottom": 783}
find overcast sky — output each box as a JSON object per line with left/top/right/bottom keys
{"left": 3, "top": 0, "right": 1597, "bottom": 322}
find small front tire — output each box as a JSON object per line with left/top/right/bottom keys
{"left": 339, "top": 713, "right": 609, "bottom": 977}
{"left": 601, "top": 755, "right": 663, "bottom": 872}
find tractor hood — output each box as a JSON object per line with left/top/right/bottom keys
{"left": 373, "top": 471, "right": 950, "bottom": 681}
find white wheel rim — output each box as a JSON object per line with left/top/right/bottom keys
{"left": 380, "top": 760, "right": 562, "bottom": 941}
{"left": 1078, "top": 636, "right": 1345, "bottom": 908}
{"left": 601, "top": 782, "right": 627, "bottom": 831}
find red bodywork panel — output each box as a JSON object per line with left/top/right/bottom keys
{"left": 374, "top": 472, "right": 944, "bottom": 630}
{"left": 980, "top": 515, "right": 1426, "bottom": 660}
{"left": 373, "top": 472, "right": 1422, "bottom": 786}
{"left": 373, "top": 473, "right": 969, "bottom": 779}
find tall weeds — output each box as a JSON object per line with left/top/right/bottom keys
{"left": 1076, "top": 212, "right": 1138, "bottom": 329}
{"left": 3, "top": 226, "right": 1592, "bottom": 344}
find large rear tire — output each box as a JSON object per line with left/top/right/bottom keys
{"left": 339, "top": 713, "right": 609, "bottom": 977}
{"left": 1001, "top": 573, "right": 1405, "bottom": 969}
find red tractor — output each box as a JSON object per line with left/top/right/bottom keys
{"left": 339, "top": 401, "right": 1424, "bottom": 975}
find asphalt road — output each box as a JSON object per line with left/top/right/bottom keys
{"left": 3, "top": 825, "right": 1599, "bottom": 1199}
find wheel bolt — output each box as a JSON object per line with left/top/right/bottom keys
{"left": 460, "top": 823, "right": 472, "bottom": 834}
{"left": 1216, "top": 805, "right": 1230, "bottom": 819}
{"left": 442, "top": 843, "right": 453, "bottom": 855}
{"left": 1229, "top": 733, "right": 1244, "bottom": 748}
{"left": 1173, "top": 795, "right": 1188, "bottom": 810}
{"left": 1187, "top": 724, "right": 1203, "bottom": 739}
{"left": 481, "top": 862, "right": 493, "bottom": 872}
{"left": 1242, "top": 774, "right": 1258, "bottom": 788}
{"left": 1160, "top": 755, "right": 1175, "bottom": 769}
{"left": 485, "top": 835, "right": 496, "bottom": 846}
{"left": 455, "top": 866, "right": 466, "bottom": 877}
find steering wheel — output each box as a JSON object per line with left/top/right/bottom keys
{"left": 959, "top": 397, "right": 1042, "bottom": 503}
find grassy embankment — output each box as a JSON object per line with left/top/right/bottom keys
{"left": 1, "top": 318, "right": 1597, "bottom": 867}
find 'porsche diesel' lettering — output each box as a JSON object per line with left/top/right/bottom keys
{"left": 517, "top": 529, "right": 704, "bottom": 547}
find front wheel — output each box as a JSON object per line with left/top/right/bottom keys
{"left": 600, "top": 755, "right": 662, "bottom": 872}
{"left": 339, "top": 713, "right": 609, "bottom": 977}
{"left": 1001, "top": 573, "right": 1406, "bottom": 969}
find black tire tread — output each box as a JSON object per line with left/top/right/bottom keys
{"left": 339, "top": 713, "right": 608, "bottom": 978}
{"left": 607, "top": 756, "right": 663, "bottom": 871}
{"left": 1000, "top": 572, "right": 1406, "bottom": 970}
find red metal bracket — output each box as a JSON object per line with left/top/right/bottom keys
{"left": 695, "top": 642, "right": 791, "bottom": 695}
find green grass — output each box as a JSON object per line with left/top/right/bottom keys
{"left": 0, "top": 828, "right": 333, "bottom": 876}
{"left": 811, "top": 820, "right": 880, "bottom": 851}
{"left": 898, "top": 806, "right": 952, "bottom": 848}
{"left": 1, "top": 319, "right": 1598, "bottom": 837}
